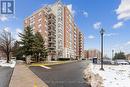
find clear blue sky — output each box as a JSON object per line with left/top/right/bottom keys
{"left": 0, "top": 0, "right": 130, "bottom": 57}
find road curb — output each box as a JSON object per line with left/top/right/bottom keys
{"left": 8, "top": 66, "right": 15, "bottom": 87}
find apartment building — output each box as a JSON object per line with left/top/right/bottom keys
{"left": 64, "top": 6, "right": 76, "bottom": 59}
{"left": 126, "top": 54, "right": 130, "bottom": 61}
{"left": 76, "top": 28, "right": 80, "bottom": 59}
{"left": 47, "top": 13, "right": 56, "bottom": 60}
{"left": 0, "top": 50, "right": 5, "bottom": 59}
{"left": 79, "top": 32, "right": 84, "bottom": 59}
{"left": 84, "top": 49, "right": 101, "bottom": 59}
{"left": 24, "top": 1, "right": 84, "bottom": 60}
{"left": 24, "top": 8, "right": 49, "bottom": 48}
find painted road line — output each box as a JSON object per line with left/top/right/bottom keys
{"left": 40, "top": 65, "right": 52, "bottom": 69}
{"left": 34, "top": 81, "right": 37, "bottom": 87}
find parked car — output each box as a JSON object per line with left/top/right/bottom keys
{"left": 103, "top": 60, "right": 112, "bottom": 64}
{"left": 98, "top": 58, "right": 112, "bottom": 65}
{"left": 111, "top": 61, "right": 115, "bottom": 65}
{"left": 128, "top": 60, "right": 130, "bottom": 64}
{"left": 115, "top": 59, "right": 129, "bottom": 65}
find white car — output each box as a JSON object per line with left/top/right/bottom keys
{"left": 115, "top": 60, "right": 129, "bottom": 65}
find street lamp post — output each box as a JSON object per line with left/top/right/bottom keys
{"left": 100, "top": 28, "right": 105, "bottom": 71}
{"left": 112, "top": 50, "right": 114, "bottom": 59}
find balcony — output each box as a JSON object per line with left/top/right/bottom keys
{"left": 48, "top": 25, "right": 56, "bottom": 29}
{"left": 48, "top": 29, "right": 56, "bottom": 33}
{"left": 48, "top": 50, "right": 56, "bottom": 54}
{"left": 48, "top": 45, "right": 56, "bottom": 49}
{"left": 48, "top": 39, "right": 56, "bottom": 43}
{"left": 48, "top": 32, "right": 56, "bottom": 35}
{"left": 48, "top": 22, "right": 56, "bottom": 26}
{"left": 48, "top": 34, "right": 56, "bottom": 38}
{"left": 48, "top": 17, "right": 56, "bottom": 22}
{"left": 48, "top": 15, "right": 55, "bottom": 19}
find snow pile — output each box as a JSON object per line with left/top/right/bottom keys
{"left": 84, "top": 63, "right": 130, "bottom": 87}
{"left": 84, "top": 64, "right": 103, "bottom": 87}
{"left": 0, "top": 60, "right": 16, "bottom": 68}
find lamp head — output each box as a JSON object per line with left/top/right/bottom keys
{"left": 100, "top": 28, "right": 105, "bottom": 35}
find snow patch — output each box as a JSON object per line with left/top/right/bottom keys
{"left": 84, "top": 63, "right": 130, "bottom": 87}
{"left": 0, "top": 60, "right": 16, "bottom": 68}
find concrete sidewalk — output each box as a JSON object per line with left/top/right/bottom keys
{"left": 9, "top": 64, "right": 48, "bottom": 87}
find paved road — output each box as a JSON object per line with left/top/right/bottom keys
{"left": 0, "top": 67, "right": 13, "bottom": 87}
{"left": 30, "top": 61, "right": 90, "bottom": 87}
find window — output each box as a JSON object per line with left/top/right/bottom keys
{"left": 38, "top": 24, "right": 42, "bottom": 28}
{"left": 38, "top": 29, "right": 41, "bottom": 32}
{"left": 25, "top": 20, "right": 27, "bottom": 24}
{"left": 38, "top": 18, "right": 42, "bottom": 23}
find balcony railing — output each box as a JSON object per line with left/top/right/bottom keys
{"left": 48, "top": 17, "right": 56, "bottom": 21}
{"left": 48, "top": 16, "right": 55, "bottom": 19}
{"left": 48, "top": 33, "right": 56, "bottom": 36}
{"left": 48, "top": 45, "right": 56, "bottom": 49}
{"left": 48, "top": 26, "right": 56, "bottom": 30}
{"left": 48, "top": 40, "right": 56, "bottom": 43}
{"left": 48, "top": 30, "right": 56, "bottom": 33}
{"left": 48, "top": 35, "right": 56, "bottom": 38}
{"left": 48, "top": 22, "right": 56, "bottom": 26}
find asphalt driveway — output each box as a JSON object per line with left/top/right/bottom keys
{"left": 30, "top": 61, "right": 90, "bottom": 87}
{"left": 0, "top": 67, "right": 13, "bottom": 87}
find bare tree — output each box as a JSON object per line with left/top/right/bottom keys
{"left": 0, "top": 30, "right": 14, "bottom": 63}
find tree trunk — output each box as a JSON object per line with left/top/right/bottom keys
{"left": 36, "top": 56, "right": 39, "bottom": 62}
{"left": 6, "top": 53, "right": 10, "bottom": 63}
{"left": 35, "top": 54, "right": 38, "bottom": 63}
